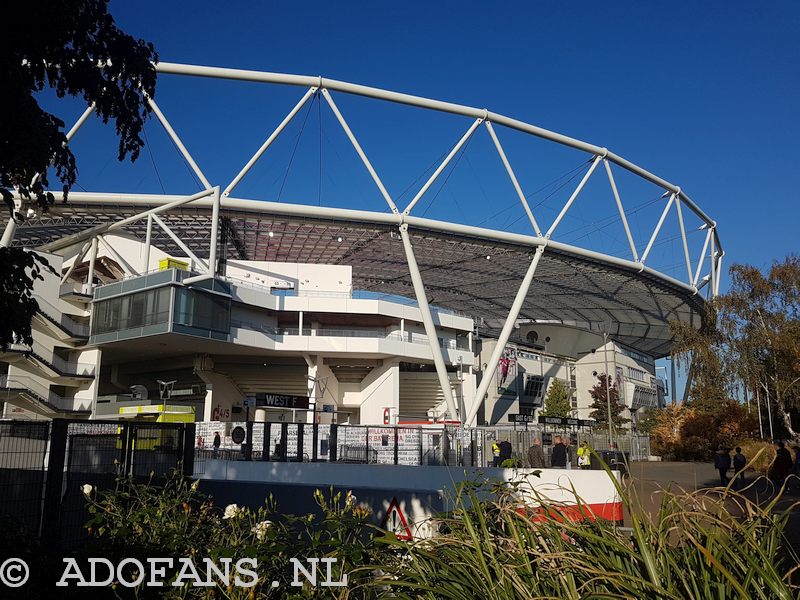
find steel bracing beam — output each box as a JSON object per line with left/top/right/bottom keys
{"left": 603, "top": 159, "right": 638, "bottom": 262}
{"left": 673, "top": 192, "right": 694, "bottom": 286}
{"left": 465, "top": 245, "right": 545, "bottom": 426}
{"left": 224, "top": 86, "right": 317, "bottom": 197}
{"left": 641, "top": 193, "right": 675, "bottom": 265}
{"left": 403, "top": 117, "right": 483, "bottom": 216}
{"left": 484, "top": 121, "right": 542, "bottom": 237}
{"left": 39, "top": 188, "right": 216, "bottom": 253}
{"left": 99, "top": 235, "right": 138, "bottom": 277}
{"left": 153, "top": 62, "right": 720, "bottom": 238}
{"left": 321, "top": 88, "right": 399, "bottom": 214}
{"left": 151, "top": 213, "right": 208, "bottom": 272}
{"left": 1, "top": 103, "right": 97, "bottom": 248}
{"left": 398, "top": 224, "right": 460, "bottom": 420}
{"left": 693, "top": 228, "right": 712, "bottom": 287}
{"left": 146, "top": 94, "right": 212, "bottom": 190}
{"left": 60, "top": 240, "right": 92, "bottom": 284}
{"left": 545, "top": 155, "right": 602, "bottom": 239}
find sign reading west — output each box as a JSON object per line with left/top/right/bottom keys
{"left": 254, "top": 393, "right": 310, "bottom": 410}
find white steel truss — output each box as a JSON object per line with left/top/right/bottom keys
{"left": 4, "top": 62, "right": 725, "bottom": 425}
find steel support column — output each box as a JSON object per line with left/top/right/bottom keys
{"left": 0, "top": 219, "right": 17, "bottom": 248}
{"left": 86, "top": 237, "right": 98, "bottom": 286}
{"left": 398, "top": 225, "right": 459, "bottom": 420}
{"left": 209, "top": 187, "right": 221, "bottom": 274}
{"left": 465, "top": 245, "right": 545, "bottom": 426}
{"left": 143, "top": 214, "right": 153, "bottom": 271}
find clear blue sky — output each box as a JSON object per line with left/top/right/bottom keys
{"left": 44, "top": 1, "right": 800, "bottom": 396}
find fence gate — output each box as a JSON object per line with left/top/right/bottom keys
{"left": 0, "top": 421, "right": 50, "bottom": 534}
{"left": 30, "top": 419, "right": 196, "bottom": 548}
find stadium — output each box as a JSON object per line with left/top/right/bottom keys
{"left": 0, "top": 62, "right": 722, "bottom": 430}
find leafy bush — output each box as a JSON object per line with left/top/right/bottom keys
{"left": 82, "top": 473, "right": 388, "bottom": 598}
{"left": 650, "top": 401, "right": 760, "bottom": 461}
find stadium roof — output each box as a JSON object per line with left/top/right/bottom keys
{"left": 15, "top": 194, "right": 705, "bottom": 357}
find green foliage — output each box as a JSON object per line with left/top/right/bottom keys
{"left": 636, "top": 407, "right": 659, "bottom": 435}
{"left": 1, "top": 0, "right": 158, "bottom": 215}
{"left": 588, "top": 373, "right": 630, "bottom": 433}
{"left": 673, "top": 255, "right": 800, "bottom": 438}
{"left": 0, "top": 247, "right": 53, "bottom": 350}
{"left": 539, "top": 377, "right": 573, "bottom": 418}
{"left": 82, "top": 473, "right": 387, "bottom": 598}
{"left": 1, "top": 0, "right": 157, "bottom": 351}
{"left": 372, "top": 477, "right": 800, "bottom": 599}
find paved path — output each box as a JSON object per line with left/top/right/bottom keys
{"left": 623, "top": 461, "right": 800, "bottom": 551}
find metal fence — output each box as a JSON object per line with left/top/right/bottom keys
{"left": 0, "top": 419, "right": 194, "bottom": 549}
{"left": 194, "top": 422, "right": 486, "bottom": 474}
{"left": 193, "top": 421, "right": 652, "bottom": 473}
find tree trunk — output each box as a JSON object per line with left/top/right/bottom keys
{"left": 776, "top": 401, "right": 797, "bottom": 440}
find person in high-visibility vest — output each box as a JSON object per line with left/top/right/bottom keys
{"left": 577, "top": 440, "right": 592, "bottom": 469}
{"left": 492, "top": 441, "right": 501, "bottom": 467}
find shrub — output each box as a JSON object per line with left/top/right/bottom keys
{"left": 82, "top": 473, "right": 388, "bottom": 599}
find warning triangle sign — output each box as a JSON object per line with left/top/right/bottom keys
{"left": 381, "top": 497, "right": 413, "bottom": 540}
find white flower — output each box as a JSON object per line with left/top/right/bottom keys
{"left": 223, "top": 504, "right": 243, "bottom": 519}
{"left": 345, "top": 491, "right": 357, "bottom": 507}
{"left": 81, "top": 484, "right": 93, "bottom": 497}
{"left": 251, "top": 520, "right": 272, "bottom": 541}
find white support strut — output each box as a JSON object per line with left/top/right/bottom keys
{"left": 603, "top": 159, "right": 639, "bottom": 262}
{"left": 321, "top": 88, "right": 400, "bottom": 214}
{"left": 545, "top": 156, "right": 602, "bottom": 239}
{"left": 151, "top": 214, "right": 208, "bottom": 272}
{"left": 693, "top": 228, "right": 712, "bottom": 287}
{"left": 99, "top": 235, "right": 138, "bottom": 277}
{"left": 224, "top": 86, "right": 317, "bottom": 197}
{"left": 641, "top": 193, "right": 675, "bottom": 265}
{"left": 146, "top": 95, "right": 212, "bottom": 190}
{"left": 398, "top": 224, "right": 460, "bottom": 420}
{"left": 465, "top": 245, "right": 545, "bottom": 426}
{"left": 403, "top": 117, "right": 483, "bottom": 216}
{"left": 484, "top": 121, "right": 543, "bottom": 237}
{"left": 673, "top": 194, "right": 694, "bottom": 285}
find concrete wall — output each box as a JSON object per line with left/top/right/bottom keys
{"left": 196, "top": 461, "right": 622, "bottom": 539}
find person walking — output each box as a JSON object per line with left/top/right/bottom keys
{"left": 714, "top": 448, "right": 731, "bottom": 486}
{"left": 771, "top": 441, "right": 793, "bottom": 487}
{"left": 212, "top": 431, "right": 221, "bottom": 459}
{"left": 491, "top": 440, "right": 501, "bottom": 467}
{"left": 577, "top": 441, "right": 592, "bottom": 470}
{"left": 498, "top": 438, "right": 513, "bottom": 466}
{"left": 551, "top": 435, "right": 567, "bottom": 468}
{"left": 732, "top": 446, "right": 747, "bottom": 489}
{"left": 527, "top": 437, "right": 546, "bottom": 468}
